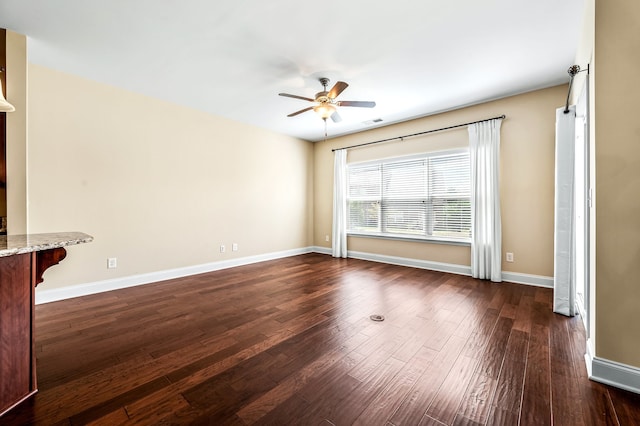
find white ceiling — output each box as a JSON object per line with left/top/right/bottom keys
{"left": 0, "top": 0, "right": 585, "bottom": 142}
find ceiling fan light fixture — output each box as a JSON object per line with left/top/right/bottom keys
{"left": 313, "top": 103, "right": 336, "bottom": 119}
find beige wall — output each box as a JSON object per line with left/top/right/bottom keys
{"left": 5, "top": 30, "right": 27, "bottom": 233}
{"left": 28, "top": 64, "right": 314, "bottom": 290}
{"left": 570, "top": 0, "right": 594, "bottom": 107}
{"left": 594, "top": 0, "right": 640, "bottom": 368}
{"left": 314, "top": 85, "right": 566, "bottom": 277}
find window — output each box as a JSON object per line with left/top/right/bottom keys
{"left": 347, "top": 150, "right": 471, "bottom": 242}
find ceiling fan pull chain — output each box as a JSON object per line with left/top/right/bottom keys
{"left": 324, "top": 119, "right": 328, "bottom": 141}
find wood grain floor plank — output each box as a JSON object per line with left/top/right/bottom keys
{"left": 608, "top": 386, "right": 640, "bottom": 426}
{"left": 520, "top": 323, "right": 552, "bottom": 426}
{"left": 236, "top": 331, "right": 369, "bottom": 423}
{"left": 391, "top": 318, "right": 439, "bottom": 363}
{"left": 491, "top": 330, "right": 529, "bottom": 414}
{"left": 354, "top": 345, "right": 437, "bottom": 425}
{"left": 419, "top": 414, "right": 449, "bottom": 426}
{"left": 85, "top": 407, "right": 130, "bottom": 425}
{"left": 390, "top": 335, "right": 468, "bottom": 425}
{"left": 486, "top": 405, "right": 520, "bottom": 426}
{"left": 297, "top": 349, "right": 366, "bottom": 404}
{"left": 550, "top": 318, "right": 589, "bottom": 426}
{"left": 476, "top": 316, "right": 514, "bottom": 380}
{"left": 454, "top": 372, "right": 497, "bottom": 425}
{"left": 69, "top": 376, "right": 172, "bottom": 425}
{"left": 316, "top": 355, "right": 407, "bottom": 425}
{"left": 579, "top": 381, "right": 620, "bottom": 426}
{"left": 461, "top": 308, "right": 500, "bottom": 359}
{"left": 252, "top": 394, "right": 312, "bottom": 426}
{"left": 424, "top": 354, "right": 479, "bottom": 424}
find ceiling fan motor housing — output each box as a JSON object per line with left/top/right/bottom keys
{"left": 315, "top": 91, "right": 330, "bottom": 103}
{"left": 317, "top": 77, "right": 332, "bottom": 102}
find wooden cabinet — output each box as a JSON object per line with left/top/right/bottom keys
{"left": 0, "top": 253, "right": 35, "bottom": 415}
{"left": 0, "top": 247, "right": 67, "bottom": 416}
{"left": 0, "top": 232, "right": 91, "bottom": 417}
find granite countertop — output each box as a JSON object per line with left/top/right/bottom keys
{"left": 0, "top": 232, "right": 93, "bottom": 257}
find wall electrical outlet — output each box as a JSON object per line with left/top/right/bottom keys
{"left": 506, "top": 252, "right": 514, "bottom": 262}
{"left": 220, "top": 245, "right": 226, "bottom": 253}
{"left": 232, "top": 243, "right": 238, "bottom": 251}
{"left": 325, "top": 235, "right": 330, "bottom": 242}
{"left": 107, "top": 258, "right": 117, "bottom": 269}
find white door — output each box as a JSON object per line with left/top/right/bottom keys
{"left": 574, "top": 77, "right": 590, "bottom": 332}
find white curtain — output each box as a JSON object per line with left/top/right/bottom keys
{"left": 469, "top": 119, "right": 503, "bottom": 282}
{"left": 554, "top": 106, "right": 576, "bottom": 316}
{"left": 332, "top": 149, "right": 348, "bottom": 258}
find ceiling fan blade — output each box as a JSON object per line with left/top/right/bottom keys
{"left": 337, "top": 100, "right": 376, "bottom": 108}
{"left": 279, "top": 93, "right": 315, "bottom": 102}
{"left": 287, "top": 106, "right": 313, "bottom": 117}
{"left": 328, "top": 81, "right": 348, "bottom": 99}
{"left": 330, "top": 110, "right": 342, "bottom": 123}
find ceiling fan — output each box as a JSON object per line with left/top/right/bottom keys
{"left": 279, "top": 77, "right": 376, "bottom": 123}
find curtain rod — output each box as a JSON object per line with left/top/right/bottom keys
{"left": 332, "top": 114, "right": 506, "bottom": 152}
{"left": 564, "top": 64, "right": 589, "bottom": 114}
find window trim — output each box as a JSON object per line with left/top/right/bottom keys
{"left": 346, "top": 230, "right": 471, "bottom": 246}
{"left": 346, "top": 148, "right": 469, "bottom": 168}
{"left": 346, "top": 148, "right": 472, "bottom": 245}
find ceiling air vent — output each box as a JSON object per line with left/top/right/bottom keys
{"left": 362, "top": 118, "right": 383, "bottom": 126}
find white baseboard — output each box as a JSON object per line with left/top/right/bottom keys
{"left": 312, "top": 246, "right": 332, "bottom": 255}
{"left": 37, "top": 245, "right": 553, "bottom": 303}
{"left": 585, "top": 338, "right": 595, "bottom": 377}
{"left": 36, "top": 247, "right": 314, "bottom": 305}
{"left": 501, "top": 271, "right": 554, "bottom": 288}
{"left": 346, "top": 249, "right": 473, "bottom": 276}
{"left": 317, "top": 248, "right": 553, "bottom": 288}
{"left": 589, "top": 356, "right": 640, "bottom": 395}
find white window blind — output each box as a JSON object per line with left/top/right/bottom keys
{"left": 347, "top": 150, "right": 471, "bottom": 242}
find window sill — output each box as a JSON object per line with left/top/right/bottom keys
{"left": 347, "top": 232, "right": 471, "bottom": 246}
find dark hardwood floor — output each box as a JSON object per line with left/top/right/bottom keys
{"left": 2, "top": 253, "right": 639, "bottom": 425}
